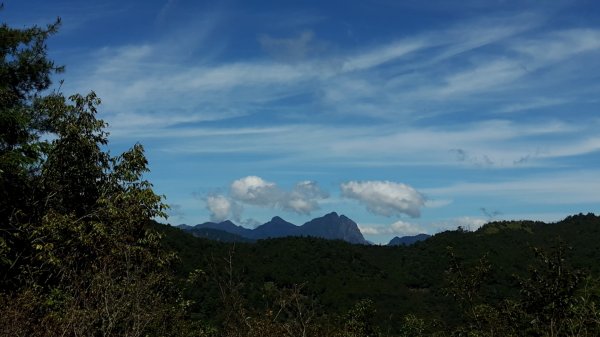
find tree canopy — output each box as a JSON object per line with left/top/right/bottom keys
{"left": 0, "top": 15, "right": 194, "bottom": 337}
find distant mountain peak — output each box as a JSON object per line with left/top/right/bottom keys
{"left": 388, "top": 234, "right": 430, "bottom": 246}
{"left": 301, "top": 212, "right": 368, "bottom": 245}
{"left": 252, "top": 216, "right": 297, "bottom": 239}
{"left": 193, "top": 219, "right": 253, "bottom": 238}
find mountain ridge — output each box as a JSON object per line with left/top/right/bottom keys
{"left": 388, "top": 233, "right": 431, "bottom": 246}
{"left": 179, "top": 212, "right": 372, "bottom": 244}
{"left": 252, "top": 216, "right": 298, "bottom": 239}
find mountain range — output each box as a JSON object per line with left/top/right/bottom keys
{"left": 387, "top": 233, "right": 431, "bottom": 246}
{"left": 179, "top": 212, "right": 422, "bottom": 245}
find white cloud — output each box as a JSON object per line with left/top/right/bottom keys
{"left": 230, "top": 176, "right": 281, "bottom": 206}
{"left": 283, "top": 180, "right": 329, "bottom": 214}
{"left": 229, "top": 176, "right": 328, "bottom": 215}
{"left": 359, "top": 220, "right": 425, "bottom": 236}
{"left": 341, "top": 180, "right": 425, "bottom": 217}
{"left": 206, "top": 195, "right": 242, "bottom": 222}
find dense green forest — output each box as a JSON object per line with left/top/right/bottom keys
{"left": 2, "top": 16, "right": 600, "bottom": 337}
{"left": 156, "top": 213, "right": 600, "bottom": 336}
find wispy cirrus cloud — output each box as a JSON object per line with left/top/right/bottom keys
{"left": 424, "top": 170, "right": 600, "bottom": 205}
{"left": 63, "top": 11, "right": 597, "bottom": 134}
{"left": 512, "top": 29, "right": 600, "bottom": 63}
{"left": 52, "top": 6, "right": 600, "bottom": 145}
{"left": 341, "top": 39, "right": 426, "bottom": 72}
{"left": 145, "top": 118, "right": 599, "bottom": 171}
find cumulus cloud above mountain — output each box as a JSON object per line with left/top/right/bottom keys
{"left": 341, "top": 180, "right": 425, "bottom": 217}
{"left": 206, "top": 195, "right": 242, "bottom": 222}
{"left": 283, "top": 180, "right": 329, "bottom": 214}
{"left": 231, "top": 176, "right": 281, "bottom": 206}
{"left": 225, "top": 176, "right": 328, "bottom": 215}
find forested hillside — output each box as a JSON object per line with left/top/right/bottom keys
{"left": 157, "top": 213, "right": 600, "bottom": 335}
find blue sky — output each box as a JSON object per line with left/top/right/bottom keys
{"left": 5, "top": 0, "right": 600, "bottom": 243}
